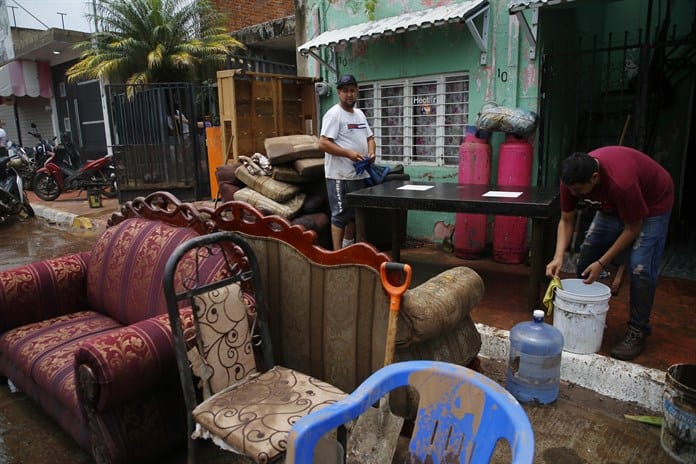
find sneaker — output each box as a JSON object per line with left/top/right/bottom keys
{"left": 610, "top": 326, "right": 647, "bottom": 361}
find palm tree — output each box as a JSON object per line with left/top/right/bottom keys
{"left": 67, "top": 0, "right": 243, "bottom": 89}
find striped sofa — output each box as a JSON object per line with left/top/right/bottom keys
{"left": 0, "top": 193, "right": 218, "bottom": 464}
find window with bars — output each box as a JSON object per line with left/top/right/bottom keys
{"left": 358, "top": 73, "right": 469, "bottom": 166}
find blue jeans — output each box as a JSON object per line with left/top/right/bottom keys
{"left": 576, "top": 211, "right": 671, "bottom": 334}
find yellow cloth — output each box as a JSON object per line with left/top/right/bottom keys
{"left": 543, "top": 277, "right": 563, "bottom": 315}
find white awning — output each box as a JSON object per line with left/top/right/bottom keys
{"left": 298, "top": 0, "right": 489, "bottom": 55}
{"left": 509, "top": 0, "right": 578, "bottom": 13}
{"left": 0, "top": 60, "right": 53, "bottom": 98}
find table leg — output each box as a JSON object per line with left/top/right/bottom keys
{"left": 529, "top": 218, "right": 546, "bottom": 310}
{"left": 355, "top": 208, "right": 366, "bottom": 243}
{"left": 391, "top": 209, "right": 400, "bottom": 262}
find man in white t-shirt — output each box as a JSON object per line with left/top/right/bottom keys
{"left": 319, "top": 74, "right": 376, "bottom": 250}
{"left": 0, "top": 119, "right": 7, "bottom": 157}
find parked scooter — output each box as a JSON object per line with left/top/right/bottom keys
{"left": 33, "top": 146, "right": 118, "bottom": 201}
{"left": 7, "top": 140, "right": 37, "bottom": 189}
{"left": 0, "top": 149, "right": 34, "bottom": 223}
{"left": 27, "top": 123, "right": 57, "bottom": 171}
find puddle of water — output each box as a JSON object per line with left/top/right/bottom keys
{"left": 0, "top": 217, "right": 99, "bottom": 271}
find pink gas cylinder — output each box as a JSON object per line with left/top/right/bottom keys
{"left": 493, "top": 135, "right": 534, "bottom": 264}
{"left": 454, "top": 128, "right": 491, "bottom": 259}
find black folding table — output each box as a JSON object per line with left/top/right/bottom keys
{"left": 348, "top": 180, "right": 560, "bottom": 310}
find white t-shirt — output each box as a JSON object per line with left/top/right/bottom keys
{"left": 167, "top": 110, "right": 190, "bottom": 135}
{"left": 320, "top": 104, "right": 372, "bottom": 180}
{"left": 0, "top": 127, "right": 6, "bottom": 148}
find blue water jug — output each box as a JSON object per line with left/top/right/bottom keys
{"left": 506, "top": 309, "right": 564, "bottom": 404}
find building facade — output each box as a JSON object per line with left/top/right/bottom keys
{"left": 296, "top": 0, "right": 695, "bottom": 241}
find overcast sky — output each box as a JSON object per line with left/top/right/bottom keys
{"left": 6, "top": 0, "right": 93, "bottom": 32}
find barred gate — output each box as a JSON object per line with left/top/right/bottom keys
{"left": 106, "top": 82, "right": 218, "bottom": 201}
{"left": 538, "top": 21, "right": 694, "bottom": 187}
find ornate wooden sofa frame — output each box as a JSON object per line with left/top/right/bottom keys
{"left": 200, "top": 199, "right": 485, "bottom": 401}
{"left": 0, "top": 191, "right": 485, "bottom": 463}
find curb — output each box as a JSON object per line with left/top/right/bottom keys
{"left": 32, "top": 204, "right": 97, "bottom": 230}
{"left": 476, "top": 323, "right": 665, "bottom": 412}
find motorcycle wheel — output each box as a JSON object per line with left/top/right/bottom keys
{"left": 22, "top": 194, "right": 35, "bottom": 217}
{"left": 100, "top": 169, "right": 119, "bottom": 198}
{"left": 33, "top": 172, "right": 62, "bottom": 201}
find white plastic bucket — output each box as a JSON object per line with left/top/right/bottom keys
{"left": 553, "top": 279, "right": 611, "bottom": 354}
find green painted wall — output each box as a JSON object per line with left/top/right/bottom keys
{"left": 300, "top": 0, "right": 541, "bottom": 240}
{"left": 298, "top": 0, "right": 695, "bottom": 240}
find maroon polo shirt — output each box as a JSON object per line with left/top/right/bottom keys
{"left": 560, "top": 146, "right": 674, "bottom": 224}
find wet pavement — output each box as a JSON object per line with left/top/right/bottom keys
{"left": 0, "top": 191, "right": 687, "bottom": 463}
{"left": 0, "top": 216, "right": 99, "bottom": 271}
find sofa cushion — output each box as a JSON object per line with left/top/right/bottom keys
{"left": 192, "top": 366, "right": 346, "bottom": 462}
{"left": 291, "top": 212, "right": 330, "bottom": 233}
{"left": 294, "top": 157, "right": 325, "bottom": 177}
{"left": 0, "top": 253, "right": 90, "bottom": 333}
{"left": 233, "top": 188, "right": 306, "bottom": 219}
{"left": 264, "top": 134, "right": 323, "bottom": 165}
{"left": 216, "top": 162, "right": 244, "bottom": 186}
{"left": 235, "top": 165, "right": 302, "bottom": 203}
{"left": 0, "top": 310, "right": 120, "bottom": 411}
{"left": 86, "top": 217, "right": 200, "bottom": 325}
{"left": 271, "top": 165, "right": 315, "bottom": 184}
{"left": 218, "top": 182, "right": 242, "bottom": 202}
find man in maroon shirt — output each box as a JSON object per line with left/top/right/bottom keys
{"left": 546, "top": 147, "right": 674, "bottom": 360}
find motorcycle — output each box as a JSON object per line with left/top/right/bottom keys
{"left": 0, "top": 149, "right": 35, "bottom": 223}
{"left": 27, "top": 124, "right": 57, "bottom": 171}
{"left": 7, "top": 140, "right": 37, "bottom": 189}
{"left": 33, "top": 145, "right": 118, "bottom": 201}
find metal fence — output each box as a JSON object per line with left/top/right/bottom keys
{"left": 538, "top": 20, "right": 694, "bottom": 188}
{"left": 105, "top": 82, "right": 217, "bottom": 201}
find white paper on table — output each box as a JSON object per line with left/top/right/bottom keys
{"left": 397, "top": 184, "right": 434, "bottom": 191}
{"left": 482, "top": 190, "right": 523, "bottom": 198}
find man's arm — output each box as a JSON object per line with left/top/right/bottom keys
{"left": 546, "top": 209, "right": 576, "bottom": 278}
{"left": 319, "top": 135, "right": 365, "bottom": 163}
{"left": 580, "top": 220, "right": 642, "bottom": 283}
{"left": 367, "top": 136, "right": 376, "bottom": 163}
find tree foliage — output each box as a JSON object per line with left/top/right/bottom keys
{"left": 66, "top": 0, "right": 243, "bottom": 88}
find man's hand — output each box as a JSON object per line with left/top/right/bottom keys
{"left": 346, "top": 150, "right": 365, "bottom": 162}
{"left": 581, "top": 260, "right": 604, "bottom": 284}
{"left": 546, "top": 257, "right": 563, "bottom": 279}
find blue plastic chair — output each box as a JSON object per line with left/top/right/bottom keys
{"left": 286, "top": 360, "right": 535, "bottom": 464}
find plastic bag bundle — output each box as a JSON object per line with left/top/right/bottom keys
{"left": 476, "top": 102, "right": 538, "bottom": 137}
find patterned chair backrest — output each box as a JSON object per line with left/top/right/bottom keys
{"left": 191, "top": 281, "right": 258, "bottom": 396}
